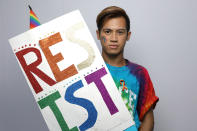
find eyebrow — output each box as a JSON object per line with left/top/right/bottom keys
{"left": 102, "top": 28, "right": 127, "bottom": 30}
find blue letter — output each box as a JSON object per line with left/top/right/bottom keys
{"left": 65, "top": 80, "right": 98, "bottom": 131}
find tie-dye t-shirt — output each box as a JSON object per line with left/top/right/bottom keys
{"left": 106, "top": 59, "right": 159, "bottom": 129}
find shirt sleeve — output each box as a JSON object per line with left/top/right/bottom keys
{"left": 136, "top": 67, "right": 159, "bottom": 121}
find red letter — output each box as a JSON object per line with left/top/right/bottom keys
{"left": 16, "top": 48, "right": 56, "bottom": 94}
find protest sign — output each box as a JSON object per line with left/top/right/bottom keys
{"left": 9, "top": 10, "right": 134, "bottom": 131}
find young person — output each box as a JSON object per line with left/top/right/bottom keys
{"left": 96, "top": 6, "right": 159, "bottom": 131}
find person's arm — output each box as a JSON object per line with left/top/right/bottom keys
{"left": 136, "top": 67, "right": 158, "bottom": 131}
{"left": 138, "top": 107, "right": 154, "bottom": 131}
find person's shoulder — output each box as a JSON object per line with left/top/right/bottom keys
{"left": 126, "top": 59, "right": 153, "bottom": 86}
{"left": 126, "top": 59, "right": 147, "bottom": 73}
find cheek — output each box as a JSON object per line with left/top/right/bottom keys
{"left": 119, "top": 36, "right": 127, "bottom": 43}
{"left": 100, "top": 36, "right": 106, "bottom": 48}
{"left": 102, "top": 36, "right": 106, "bottom": 43}
{"left": 101, "top": 36, "right": 110, "bottom": 44}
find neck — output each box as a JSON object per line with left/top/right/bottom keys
{"left": 102, "top": 51, "right": 126, "bottom": 67}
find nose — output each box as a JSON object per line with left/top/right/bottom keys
{"left": 110, "top": 32, "right": 118, "bottom": 42}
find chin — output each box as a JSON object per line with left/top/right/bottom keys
{"left": 106, "top": 51, "right": 121, "bottom": 57}
{"left": 103, "top": 48, "right": 123, "bottom": 57}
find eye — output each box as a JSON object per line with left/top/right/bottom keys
{"left": 104, "top": 30, "right": 111, "bottom": 35}
{"left": 117, "top": 30, "right": 126, "bottom": 35}
{"left": 118, "top": 31, "right": 124, "bottom": 34}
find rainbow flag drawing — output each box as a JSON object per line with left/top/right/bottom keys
{"left": 29, "top": 5, "right": 41, "bottom": 29}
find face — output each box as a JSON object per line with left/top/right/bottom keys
{"left": 97, "top": 17, "right": 131, "bottom": 56}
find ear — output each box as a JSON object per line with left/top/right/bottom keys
{"left": 126, "top": 31, "right": 131, "bottom": 41}
{"left": 96, "top": 30, "right": 100, "bottom": 40}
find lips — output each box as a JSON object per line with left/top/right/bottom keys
{"left": 108, "top": 44, "right": 118, "bottom": 49}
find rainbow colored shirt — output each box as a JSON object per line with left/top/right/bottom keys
{"left": 106, "top": 60, "right": 159, "bottom": 129}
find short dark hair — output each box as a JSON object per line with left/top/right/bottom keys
{"left": 96, "top": 6, "right": 130, "bottom": 32}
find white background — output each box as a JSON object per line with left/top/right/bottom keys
{"left": 0, "top": 0, "right": 197, "bottom": 131}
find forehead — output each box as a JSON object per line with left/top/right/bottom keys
{"left": 102, "top": 17, "right": 126, "bottom": 30}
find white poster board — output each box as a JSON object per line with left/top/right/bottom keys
{"left": 9, "top": 10, "right": 134, "bottom": 131}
